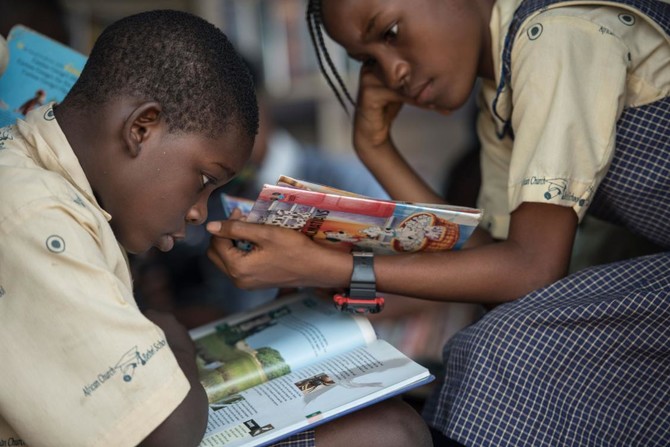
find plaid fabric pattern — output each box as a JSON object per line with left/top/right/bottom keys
{"left": 590, "top": 96, "right": 670, "bottom": 248}
{"left": 268, "top": 430, "right": 315, "bottom": 447}
{"left": 424, "top": 253, "right": 670, "bottom": 446}
{"left": 425, "top": 1, "right": 670, "bottom": 445}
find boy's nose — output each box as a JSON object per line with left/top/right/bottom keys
{"left": 186, "top": 198, "right": 208, "bottom": 225}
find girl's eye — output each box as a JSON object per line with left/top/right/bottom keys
{"left": 384, "top": 23, "right": 399, "bottom": 43}
{"left": 363, "top": 57, "right": 377, "bottom": 67}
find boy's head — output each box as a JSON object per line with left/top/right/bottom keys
{"left": 307, "top": 0, "right": 492, "bottom": 114}
{"left": 57, "top": 10, "right": 258, "bottom": 254}
{"left": 65, "top": 9, "right": 258, "bottom": 139}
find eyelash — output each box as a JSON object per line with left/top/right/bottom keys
{"left": 363, "top": 23, "right": 399, "bottom": 67}
{"left": 201, "top": 173, "right": 218, "bottom": 190}
{"left": 384, "top": 23, "right": 399, "bottom": 43}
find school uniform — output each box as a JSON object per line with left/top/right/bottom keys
{"left": 0, "top": 104, "right": 190, "bottom": 446}
{"left": 424, "top": 0, "right": 670, "bottom": 446}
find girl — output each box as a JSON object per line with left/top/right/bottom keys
{"left": 209, "top": 0, "right": 670, "bottom": 445}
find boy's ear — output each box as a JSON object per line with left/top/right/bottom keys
{"left": 122, "top": 102, "right": 163, "bottom": 157}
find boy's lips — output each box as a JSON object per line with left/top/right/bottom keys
{"left": 156, "top": 233, "right": 184, "bottom": 252}
{"left": 156, "top": 235, "right": 175, "bottom": 252}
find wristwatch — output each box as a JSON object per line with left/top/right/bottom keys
{"left": 333, "top": 250, "right": 385, "bottom": 314}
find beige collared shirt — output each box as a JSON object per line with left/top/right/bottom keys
{"left": 0, "top": 104, "right": 190, "bottom": 446}
{"left": 478, "top": 0, "right": 670, "bottom": 239}
{"left": 0, "top": 34, "right": 8, "bottom": 76}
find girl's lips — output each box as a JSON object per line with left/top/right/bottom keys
{"left": 414, "top": 80, "right": 433, "bottom": 105}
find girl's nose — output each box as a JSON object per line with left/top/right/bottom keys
{"left": 381, "top": 55, "right": 409, "bottom": 91}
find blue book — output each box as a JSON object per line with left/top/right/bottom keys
{"left": 0, "top": 25, "right": 87, "bottom": 127}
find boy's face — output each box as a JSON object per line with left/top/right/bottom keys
{"left": 109, "top": 127, "right": 252, "bottom": 254}
{"left": 321, "top": 0, "right": 491, "bottom": 113}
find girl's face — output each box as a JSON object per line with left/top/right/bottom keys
{"left": 321, "top": 0, "right": 493, "bottom": 113}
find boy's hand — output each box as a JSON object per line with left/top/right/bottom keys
{"left": 353, "top": 67, "right": 407, "bottom": 155}
{"left": 206, "top": 219, "right": 350, "bottom": 290}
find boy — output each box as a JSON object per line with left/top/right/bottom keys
{"left": 0, "top": 8, "right": 431, "bottom": 447}
{"left": 0, "top": 10, "right": 258, "bottom": 446}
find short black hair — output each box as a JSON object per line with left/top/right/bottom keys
{"left": 65, "top": 9, "right": 258, "bottom": 139}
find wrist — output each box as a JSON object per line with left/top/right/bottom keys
{"left": 333, "top": 250, "right": 385, "bottom": 314}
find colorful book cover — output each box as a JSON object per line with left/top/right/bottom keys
{"left": 0, "top": 25, "right": 87, "bottom": 127}
{"left": 245, "top": 183, "right": 482, "bottom": 254}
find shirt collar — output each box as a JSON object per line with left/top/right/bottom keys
{"left": 17, "top": 102, "right": 112, "bottom": 221}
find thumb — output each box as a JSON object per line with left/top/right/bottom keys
{"left": 206, "top": 220, "right": 224, "bottom": 235}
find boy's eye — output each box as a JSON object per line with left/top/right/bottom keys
{"left": 384, "top": 23, "right": 399, "bottom": 43}
{"left": 201, "top": 174, "right": 217, "bottom": 190}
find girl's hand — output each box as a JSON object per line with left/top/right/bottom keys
{"left": 353, "top": 66, "right": 407, "bottom": 155}
{"left": 206, "top": 219, "right": 351, "bottom": 291}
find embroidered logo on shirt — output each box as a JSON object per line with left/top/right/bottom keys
{"left": 43, "top": 107, "right": 55, "bottom": 121}
{"left": 0, "top": 128, "right": 13, "bottom": 150}
{"left": 618, "top": 13, "right": 636, "bottom": 26}
{"left": 46, "top": 235, "right": 66, "bottom": 253}
{"left": 73, "top": 195, "right": 86, "bottom": 208}
{"left": 82, "top": 339, "right": 168, "bottom": 397}
{"left": 0, "top": 286, "right": 5, "bottom": 298}
{"left": 527, "top": 23, "right": 543, "bottom": 40}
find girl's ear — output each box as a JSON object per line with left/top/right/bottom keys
{"left": 122, "top": 102, "right": 163, "bottom": 157}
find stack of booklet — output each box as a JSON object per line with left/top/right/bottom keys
{"left": 222, "top": 175, "right": 483, "bottom": 255}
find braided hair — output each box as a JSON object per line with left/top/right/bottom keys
{"left": 306, "top": 0, "right": 355, "bottom": 113}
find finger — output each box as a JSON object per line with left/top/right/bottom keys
{"left": 229, "top": 208, "right": 244, "bottom": 220}
{"left": 206, "top": 244, "right": 230, "bottom": 275}
{"left": 206, "top": 220, "right": 225, "bottom": 235}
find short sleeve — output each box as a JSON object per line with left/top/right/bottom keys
{"left": 0, "top": 198, "right": 190, "bottom": 446}
{"left": 507, "top": 13, "right": 629, "bottom": 220}
{"left": 476, "top": 83, "right": 515, "bottom": 240}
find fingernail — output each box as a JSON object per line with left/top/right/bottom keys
{"left": 206, "top": 221, "right": 222, "bottom": 232}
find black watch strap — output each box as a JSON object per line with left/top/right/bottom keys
{"left": 349, "top": 250, "right": 377, "bottom": 298}
{"left": 333, "top": 250, "right": 384, "bottom": 314}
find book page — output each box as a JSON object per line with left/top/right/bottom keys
{"left": 190, "top": 292, "right": 377, "bottom": 404}
{"left": 0, "top": 25, "right": 86, "bottom": 127}
{"left": 199, "top": 339, "right": 432, "bottom": 447}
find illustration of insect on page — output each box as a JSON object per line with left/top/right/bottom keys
{"left": 0, "top": 25, "right": 87, "bottom": 127}
{"left": 190, "top": 292, "right": 377, "bottom": 406}
{"left": 247, "top": 184, "right": 481, "bottom": 254}
{"left": 198, "top": 338, "right": 433, "bottom": 447}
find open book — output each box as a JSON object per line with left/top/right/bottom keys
{"left": 192, "top": 292, "right": 433, "bottom": 447}
{"left": 222, "top": 175, "right": 483, "bottom": 254}
{"left": 0, "top": 25, "right": 87, "bottom": 127}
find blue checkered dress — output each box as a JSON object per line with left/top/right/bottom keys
{"left": 268, "top": 430, "right": 315, "bottom": 447}
{"left": 424, "top": 0, "right": 670, "bottom": 446}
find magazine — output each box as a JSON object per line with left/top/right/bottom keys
{"left": 192, "top": 292, "right": 433, "bottom": 447}
{"left": 0, "top": 25, "right": 87, "bottom": 127}
{"left": 221, "top": 175, "right": 483, "bottom": 254}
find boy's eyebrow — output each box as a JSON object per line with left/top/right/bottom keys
{"left": 212, "top": 162, "right": 235, "bottom": 180}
